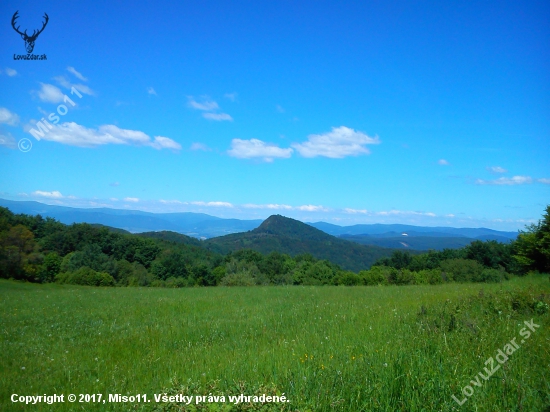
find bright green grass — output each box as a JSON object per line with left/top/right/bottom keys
{"left": 1, "top": 276, "right": 549, "bottom": 411}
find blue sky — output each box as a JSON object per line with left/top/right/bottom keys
{"left": 0, "top": 0, "right": 548, "bottom": 231}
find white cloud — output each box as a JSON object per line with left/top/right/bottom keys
{"left": 486, "top": 166, "right": 507, "bottom": 174}
{"left": 37, "top": 106, "right": 50, "bottom": 116}
{"left": 297, "top": 205, "right": 329, "bottom": 212}
{"left": 190, "top": 142, "right": 211, "bottom": 151}
{"left": 344, "top": 208, "right": 368, "bottom": 214}
{"left": 32, "top": 190, "right": 64, "bottom": 198}
{"left": 36, "top": 83, "right": 65, "bottom": 103}
{"left": 537, "top": 178, "right": 550, "bottom": 184}
{"left": 67, "top": 67, "right": 88, "bottom": 81}
{"left": 188, "top": 96, "right": 219, "bottom": 111}
{"left": 376, "top": 210, "right": 436, "bottom": 217}
{"left": 228, "top": 138, "right": 293, "bottom": 162}
{"left": 110, "top": 198, "right": 119, "bottom": 201}
{"left": 0, "top": 107, "right": 20, "bottom": 125}
{"left": 276, "top": 105, "right": 285, "bottom": 113}
{"left": 0, "top": 132, "right": 17, "bottom": 148}
{"left": 475, "top": 176, "right": 533, "bottom": 185}
{"left": 438, "top": 159, "right": 449, "bottom": 166}
{"left": 188, "top": 96, "right": 234, "bottom": 121}
{"left": 292, "top": 126, "right": 380, "bottom": 158}
{"left": 224, "top": 93, "right": 237, "bottom": 102}
{"left": 160, "top": 199, "right": 184, "bottom": 204}
{"left": 150, "top": 136, "right": 182, "bottom": 150}
{"left": 28, "top": 122, "right": 181, "bottom": 150}
{"left": 202, "top": 112, "right": 233, "bottom": 121}
{"left": 147, "top": 87, "right": 157, "bottom": 96}
{"left": 5, "top": 68, "right": 17, "bottom": 77}
{"left": 243, "top": 203, "right": 293, "bottom": 210}
{"left": 190, "top": 201, "right": 234, "bottom": 208}
{"left": 53, "top": 76, "right": 95, "bottom": 96}
{"left": 124, "top": 197, "right": 139, "bottom": 202}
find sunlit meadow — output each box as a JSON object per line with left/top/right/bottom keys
{"left": 1, "top": 275, "right": 549, "bottom": 411}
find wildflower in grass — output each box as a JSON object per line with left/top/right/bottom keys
{"left": 21, "top": 367, "right": 25, "bottom": 370}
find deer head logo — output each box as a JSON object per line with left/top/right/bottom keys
{"left": 11, "top": 11, "right": 49, "bottom": 54}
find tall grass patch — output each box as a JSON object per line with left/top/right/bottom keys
{"left": 1, "top": 275, "right": 549, "bottom": 411}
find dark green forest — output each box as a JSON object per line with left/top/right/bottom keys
{"left": 203, "top": 214, "right": 411, "bottom": 272}
{"left": 0, "top": 205, "right": 548, "bottom": 287}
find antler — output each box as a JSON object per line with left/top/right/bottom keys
{"left": 11, "top": 11, "right": 26, "bottom": 36}
{"left": 31, "top": 13, "right": 49, "bottom": 38}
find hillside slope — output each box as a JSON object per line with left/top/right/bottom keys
{"left": 205, "top": 215, "right": 405, "bottom": 271}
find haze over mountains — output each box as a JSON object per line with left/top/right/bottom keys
{"left": 0, "top": 199, "right": 262, "bottom": 238}
{"left": 308, "top": 222, "right": 517, "bottom": 250}
{"left": 0, "top": 199, "right": 518, "bottom": 252}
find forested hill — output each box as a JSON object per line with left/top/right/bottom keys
{"left": 137, "top": 231, "right": 202, "bottom": 246}
{"left": 204, "top": 215, "right": 405, "bottom": 272}
{"left": 1, "top": 205, "right": 547, "bottom": 287}
{"left": 0, "top": 206, "right": 403, "bottom": 286}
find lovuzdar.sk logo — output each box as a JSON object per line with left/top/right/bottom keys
{"left": 11, "top": 10, "right": 49, "bottom": 60}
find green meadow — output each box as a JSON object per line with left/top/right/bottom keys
{"left": 1, "top": 275, "right": 549, "bottom": 411}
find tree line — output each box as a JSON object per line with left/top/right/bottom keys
{"left": 0, "top": 205, "right": 548, "bottom": 287}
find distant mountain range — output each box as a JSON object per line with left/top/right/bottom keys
{"left": 0, "top": 199, "right": 519, "bottom": 251}
{"left": 308, "top": 222, "right": 518, "bottom": 250}
{"left": 0, "top": 199, "right": 261, "bottom": 238}
{"left": 308, "top": 221, "right": 518, "bottom": 239}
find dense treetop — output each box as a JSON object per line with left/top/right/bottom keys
{"left": 0, "top": 206, "right": 548, "bottom": 287}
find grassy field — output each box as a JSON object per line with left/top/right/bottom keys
{"left": 1, "top": 276, "right": 549, "bottom": 411}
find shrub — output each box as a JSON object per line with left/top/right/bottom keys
{"left": 291, "top": 260, "right": 336, "bottom": 285}
{"left": 440, "top": 258, "right": 484, "bottom": 282}
{"left": 359, "top": 266, "right": 392, "bottom": 285}
{"left": 38, "top": 252, "right": 61, "bottom": 283}
{"left": 55, "top": 266, "right": 115, "bottom": 286}
{"left": 335, "top": 271, "right": 361, "bottom": 286}
{"left": 219, "top": 272, "right": 256, "bottom": 286}
{"left": 165, "top": 276, "right": 188, "bottom": 288}
{"left": 127, "top": 262, "right": 154, "bottom": 286}
{"left": 415, "top": 269, "right": 443, "bottom": 285}
{"left": 480, "top": 268, "right": 505, "bottom": 283}
{"left": 396, "top": 269, "right": 416, "bottom": 285}
{"left": 211, "top": 266, "right": 226, "bottom": 285}
{"left": 225, "top": 259, "right": 268, "bottom": 285}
